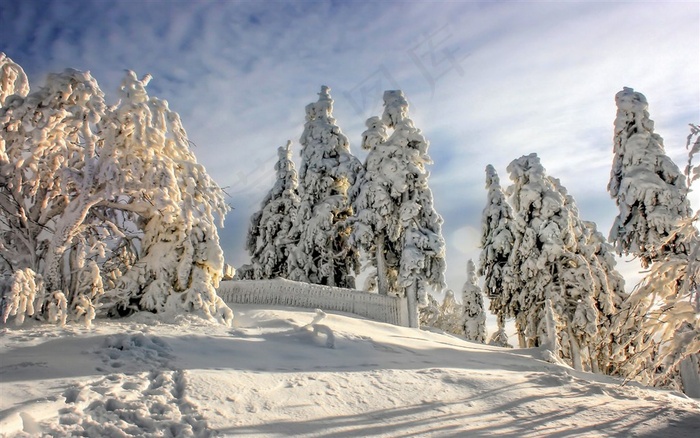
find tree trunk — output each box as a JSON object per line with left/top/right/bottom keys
{"left": 589, "top": 345, "right": 600, "bottom": 374}
{"left": 567, "top": 326, "right": 583, "bottom": 371}
{"left": 376, "top": 234, "right": 389, "bottom": 295}
{"left": 544, "top": 297, "right": 559, "bottom": 353}
{"left": 515, "top": 315, "right": 527, "bottom": 348}
{"left": 406, "top": 279, "right": 419, "bottom": 328}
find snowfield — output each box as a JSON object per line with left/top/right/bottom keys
{"left": 1, "top": 306, "right": 699, "bottom": 437}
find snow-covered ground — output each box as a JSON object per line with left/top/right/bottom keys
{"left": 1, "top": 305, "right": 699, "bottom": 437}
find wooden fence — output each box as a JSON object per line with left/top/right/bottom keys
{"left": 216, "top": 278, "right": 408, "bottom": 327}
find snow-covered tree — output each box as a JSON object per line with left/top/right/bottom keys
{"left": 606, "top": 90, "right": 698, "bottom": 395}
{"left": 98, "top": 72, "right": 231, "bottom": 324}
{"left": 477, "top": 164, "right": 514, "bottom": 347}
{"left": 433, "top": 290, "right": 462, "bottom": 335}
{"left": 606, "top": 87, "right": 699, "bottom": 396}
{"left": 419, "top": 290, "right": 464, "bottom": 336}
{"left": 506, "top": 154, "right": 618, "bottom": 371}
{"left": 350, "top": 115, "right": 396, "bottom": 294}
{"left": 551, "top": 177, "right": 632, "bottom": 373}
{"left": 288, "top": 86, "right": 363, "bottom": 288}
{"left": 239, "top": 141, "right": 300, "bottom": 280}
{"left": 608, "top": 87, "right": 692, "bottom": 268}
{"left": 0, "top": 53, "right": 29, "bottom": 107}
{"left": 0, "top": 64, "right": 232, "bottom": 326}
{"left": 352, "top": 91, "right": 446, "bottom": 327}
{"left": 576, "top": 220, "right": 633, "bottom": 374}
{"left": 419, "top": 292, "right": 441, "bottom": 328}
{"left": 611, "top": 124, "right": 700, "bottom": 397}
{"left": 463, "top": 260, "right": 486, "bottom": 343}
{"left": 0, "top": 67, "right": 109, "bottom": 316}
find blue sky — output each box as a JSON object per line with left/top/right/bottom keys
{"left": 2, "top": 0, "right": 698, "bottom": 294}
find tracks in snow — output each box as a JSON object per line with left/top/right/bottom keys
{"left": 53, "top": 369, "right": 213, "bottom": 437}
{"left": 21, "top": 333, "right": 214, "bottom": 438}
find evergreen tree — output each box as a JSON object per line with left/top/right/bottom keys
{"left": 352, "top": 91, "right": 446, "bottom": 327}
{"left": 477, "top": 164, "right": 514, "bottom": 347}
{"left": 288, "top": 86, "right": 363, "bottom": 288}
{"left": 578, "top": 220, "right": 632, "bottom": 374}
{"left": 610, "top": 123, "right": 700, "bottom": 397}
{"left": 607, "top": 88, "right": 698, "bottom": 396}
{"left": 419, "top": 292, "right": 441, "bottom": 328}
{"left": 239, "top": 141, "right": 300, "bottom": 280}
{"left": 463, "top": 260, "right": 486, "bottom": 343}
{"left": 435, "top": 289, "right": 461, "bottom": 335}
{"left": 506, "top": 154, "right": 610, "bottom": 371}
{"left": 350, "top": 115, "right": 397, "bottom": 294}
{"left": 608, "top": 87, "right": 692, "bottom": 268}
{"left": 0, "top": 65, "right": 231, "bottom": 326}
{"left": 550, "top": 177, "right": 628, "bottom": 372}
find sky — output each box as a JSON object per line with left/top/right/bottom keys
{"left": 1, "top": 0, "right": 699, "bottom": 295}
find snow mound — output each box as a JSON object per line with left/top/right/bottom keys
{"left": 0, "top": 305, "right": 698, "bottom": 437}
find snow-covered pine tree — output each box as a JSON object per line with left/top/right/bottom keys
{"left": 606, "top": 87, "right": 699, "bottom": 395}
{"left": 239, "top": 141, "right": 300, "bottom": 280}
{"left": 506, "top": 154, "right": 609, "bottom": 371}
{"left": 608, "top": 87, "right": 692, "bottom": 268}
{"left": 352, "top": 90, "right": 446, "bottom": 328}
{"left": 0, "top": 64, "right": 232, "bottom": 326}
{"left": 288, "top": 86, "right": 363, "bottom": 288}
{"left": 477, "top": 164, "right": 514, "bottom": 347}
{"left": 549, "top": 176, "right": 628, "bottom": 372}
{"left": 463, "top": 259, "right": 486, "bottom": 343}
{"left": 432, "top": 290, "right": 462, "bottom": 335}
{"left": 350, "top": 115, "right": 396, "bottom": 294}
{"left": 0, "top": 53, "right": 29, "bottom": 107}
{"left": 419, "top": 292, "right": 441, "bottom": 328}
{"left": 100, "top": 71, "right": 232, "bottom": 325}
{"left": 610, "top": 123, "right": 700, "bottom": 397}
{"left": 578, "top": 220, "right": 632, "bottom": 375}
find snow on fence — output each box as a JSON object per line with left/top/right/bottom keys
{"left": 217, "top": 279, "right": 408, "bottom": 327}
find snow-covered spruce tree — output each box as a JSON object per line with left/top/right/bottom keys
{"left": 350, "top": 115, "right": 396, "bottom": 294}
{"left": 420, "top": 290, "right": 465, "bottom": 336}
{"left": 478, "top": 164, "right": 514, "bottom": 347}
{"left": 100, "top": 72, "right": 231, "bottom": 324}
{"left": 0, "top": 53, "right": 29, "bottom": 107}
{"left": 238, "top": 141, "right": 300, "bottom": 280}
{"left": 608, "top": 87, "right": 692, "bottom": 268}
{"left": 287, "top": 86, "right": 363, "bottom": 288}
{"left": 432, "top": 290, "right": 462, "bottom": 335}
{"left": 610, "top": 124, "right": 700, "bottom": 397}
{"left": 463, "top": 259, "right": 486, "bottom": 343}
{"left": 506, "top": 154, "right": 613, "bottom": 371}
{"left": 419, "top": 292, "right": 441, "bottom": 328}
{"left": 551, "top": 177, "right": 631, "bottom": 373}
{"left": 0, "top": 66, "right": 231, "bottom": 326}
{"left": 352, "top": 91, "right": 446, "bottom": 328}
{"left": 577, "top": 220, "right": 634, "bottom": 375}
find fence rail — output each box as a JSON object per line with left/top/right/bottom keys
{"left": 217, "top": 279, "right": 408, "bottom": 327}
